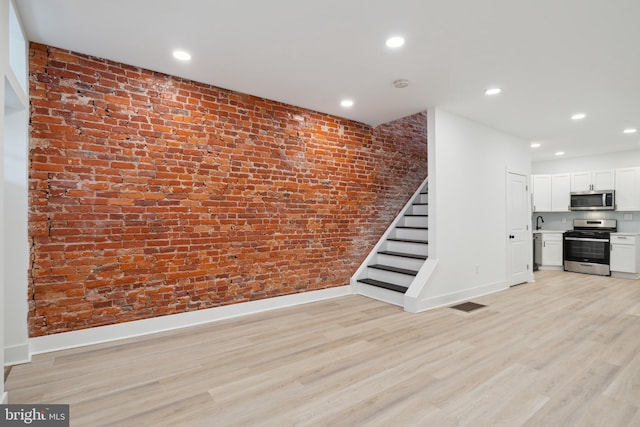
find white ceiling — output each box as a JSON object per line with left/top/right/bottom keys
{"left": 15, "top": 0, "right": 640, "bottom": 162}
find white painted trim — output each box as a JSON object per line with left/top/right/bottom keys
{"left": 4, "top": 63, "right": 28, "bottom": 109}
{"left": 611, "top": 271, "right": 640, "bottom": 280}
{"left": 413, "top": 280, "right": 508, "bottom": 313}
{"left": 4, "top": 343, "right": 29, "bottom": 366}
{"left": 404, "top": 258, "right": 439, "bottom": 313}
{"left": 30, "top": 286, "right": 351, "bottom": 355}
{"left": 2, "top": 391, "right": 7, "bottom": 404}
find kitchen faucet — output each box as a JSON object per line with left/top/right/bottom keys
{"left": 536, "top": 215, "right": 544, "bottom": 230}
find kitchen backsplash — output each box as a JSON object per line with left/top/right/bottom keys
{"left": 532, "top": 211, "right": 640, "bottom": 233}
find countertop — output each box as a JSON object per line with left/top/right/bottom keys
{"left": 533, "top": 230, "right": 640, "bottom": 235}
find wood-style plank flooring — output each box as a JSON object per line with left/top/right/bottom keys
{"left": 6, "top": 271, "right": 640, "bottom": 426}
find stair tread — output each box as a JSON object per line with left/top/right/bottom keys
{"left": 412, "top": 202, "right": 428, "bottom": 205}
{"left": 358, "top": 278, "right": 408, "bottom": 294}
{"left": 377, "top": 251, "right": 428, "bottom": 260}
{"left": 387, "top": 238, "right": 428, "bottom": 244}
{"left": 404, "top": 214, "right": 428, "bottom": 217}
{"left": 396, "top": 226, "right": 428, "bottom": 230}
{"left": 368, "top": 264, "right": 418, "bottom": 276}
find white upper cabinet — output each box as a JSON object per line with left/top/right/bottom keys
{"left": 593, "top": 170, "right": 615, "bottom": 190}
{"left": 532, "top": 175, "right": 551, "bottom": 212}
{"left": 551, "top": 174, "right": 571, "bottom": 212}
{"left": 532, "top": 174, "right": 570, "bottom": 212}
{"left": 570, "top": 171, "right": 591, "bottom": 192}
{"left": 570, "top": 170, "right": 615, "bottom": 192}
{"left": 615, "top": 167, "right": 640, "bottom": 211}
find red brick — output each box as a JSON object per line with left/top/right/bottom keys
{"left": 28, "top": 42, "right": 427, "bottom": 337}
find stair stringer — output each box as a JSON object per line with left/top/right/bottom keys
{"left": 350, "top": 176, "right": 429, "bottom": 303}
{"left": 403, "top": 258, "right": 438, "bottom": 313}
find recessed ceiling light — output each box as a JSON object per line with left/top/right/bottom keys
{"left": 340, "top": 99, "right": 354, "bottom": 108}
{"left": 623, "top": 128, "right": 637, "bottom": 134}
{"left": 385, "top": 36, "right": 405, "bottom": 48}
{"left": 530, "top": 143, "right": 541, "bottom": 148}
{"left": 571, "top": 113, "right": 586, "bottom": 120}
{"left": 555, "top": 151, "right": 565, "bottom": 156}
{"left": 172, "top": 50, "right": 191, "bottom": 61}
{"left": 485, "top": 88, "right": 501, "bottom": 96}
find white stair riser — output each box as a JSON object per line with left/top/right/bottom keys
{"left": 403, "top": 216, "right": 428, "bottom": 228}
{"left": 357, "top": 283, "right": 404, "bottom": 306}
{"left": 410, "top": 204, "right": 428, "bottom": 215}
{"left": 377, "top": 254, "right": 424, "bottom": 271}
{"left": 366, "top": 268, "right": 415, "bottom": 286}
{"left": 395, "top": 227, "right": 428, "bottom": 241}
{"left": 417, "top": 193, "right": 428, "bottom": 203}
{"left": 386, "top": 240, "right": 428, "bottom": 255}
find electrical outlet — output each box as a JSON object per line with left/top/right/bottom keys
{"left": 475, "top": 265, "right": 480, "bottom": 274}
{"left": 561, "top": 218, "right": 567, "bottom": 223}
{"left": 624, "top": 213, "right": 633, "bottom": 220}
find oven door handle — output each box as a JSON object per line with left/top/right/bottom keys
{"left": 564, "top": 237, "right": 609, "bottom": 242}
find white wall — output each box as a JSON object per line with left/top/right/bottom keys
{"left": 3, "top": 94, "right": 29, "bottom": 364}
{"left": 8, "top": 0, "right": 26, "bottom": 92}
{"left": 1, "top": 0, "right": 8, "bottom": 403}
{"left": 533, "top": 149, "right": 640, "bottom": 174}
{"left": 1, "top": 0, "right": 30, "bottom": 400}
{"left": 418, "top": 109, "right": 531, "bottom": 308}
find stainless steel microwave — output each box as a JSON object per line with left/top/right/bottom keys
{"left": 569, "top": 190, "right": 615, "bottom": 211}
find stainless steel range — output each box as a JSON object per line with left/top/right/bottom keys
{"left": 563, "top": 219, "right": 617, "bottom": 276}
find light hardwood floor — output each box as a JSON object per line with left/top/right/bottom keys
{"left": 6, "top": 270, "right": 640, "bottom": 426}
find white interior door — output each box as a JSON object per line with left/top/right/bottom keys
{"left": 507, "top": 172, "right": 530, "bottom": 285}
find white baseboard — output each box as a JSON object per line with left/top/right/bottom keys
{"left": 4, "top": 343, "right": 30, "bottom": 366}
{"left": 611, "top": 271, "right": 640, "bottom": 280}
{"left": 30, "top": 286, "right": 352, "bottom": 356}
{"left": 1, "top": 391, "right": 7, "bottom": 404}
{"left": 413, "top": 280, "right": 508, "bottom": 313}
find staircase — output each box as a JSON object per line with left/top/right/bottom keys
{"left": 355, "top": 181, "right": 429, "bottom": 306}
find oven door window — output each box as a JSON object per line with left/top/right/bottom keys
{"left": 564, "top": 238, "right": 610, "bottom": 264}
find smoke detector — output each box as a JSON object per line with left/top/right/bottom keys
{"left": 393, "top": 79, "right": 409, "bottom": 88}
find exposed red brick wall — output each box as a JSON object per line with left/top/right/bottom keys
{"left": 28, "top": 43, "right": 427, "bottom": 336}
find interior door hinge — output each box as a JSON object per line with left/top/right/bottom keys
{"left": 527, "top": 264, "right": 529, "bottom": 270}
